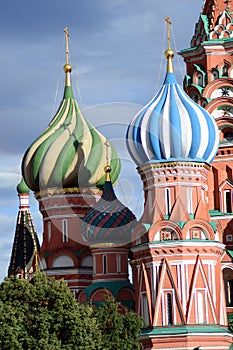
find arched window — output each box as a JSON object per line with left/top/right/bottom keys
{"left": 141, "top": 292, "right": 149, "bottom": 325}
{"left": 223, "top": 269, "right": 233, "bottom": 307}
{"left": 48, "top": 221, "right": 51, "bottom": 242}
{"left": 227, "top": 279, "right": 233, "bottom": 306}
{"left": 62, "top": 219, "right": 68, "bottom": 243}
{"left": 165, "top": 188, "right": 171, "bottom": 215}
{"left": 226, "top": 165, "right": 233, "bottom": 181}
{"left": 224, "top": 190, "right": 232, "bottom": 213}
{"left": 103, "top": 255, "right": 107, "bottom": 274}
{"left": 93, "top": 255, "right": 96, "bottom": 275}
{"left": 212, "top": 69, "right": 219, "bottom": 80}
{"left": 187, "top": 187, "right": 193, "bottom": 214}
{"left": 117, "top": 254, "right": 121, "bottom": 274}
{"left": 197, "top": 73, "right": 203, "bottom": 86}
{"left": 197, "top": 291, "right": 205, "bottom": 323}
{"left": 52, "top": 255, "right": 73, "bottom": 268}
{"left": 166, "top": 293, "right": 173, "bottom": 325}
{"left": 224, "top": 130, "right": 233, "bottom": 142}
{"left": 222, "top": 65, "right": 229, "bottom": 77}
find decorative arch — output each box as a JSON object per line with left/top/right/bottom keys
{"left": 222, "top": 267, "right": 233, "bottom": 307}
{"left": 90, "top": 288, "right": 113, "bottom": 303}
{"left": 132, "top": 223, "right": 149, "bottom": 246}
{"left": 202, "top": 78, "right": 233, "bottom": 99}
{"left": 185, "top": 85, "right": 202, "bottom": 104}
{"left": 211, "top": 68, "right": 219, "bottom": 81}
{"left": 117, "top": 288, "right": 135, "bottom": 302}
{"left": 80, "top": 254, "right": 92, "bottom": 267}
{"left": 76, "top": 290, "right": 87, "bottom": 303}
{"left": 222, "top": 60, "right": 231, "bottom": 77}
{"left": 51, "top": 255, "right": 74, "bottom": 268}
{"left": 182, "top": 220, "right": 215, "bottom": 240}
{"left": 206, "top": 99, "right": 233, "bottom": 121}
{"left": 148, "top": 221, "right": 182, "bottom": 242}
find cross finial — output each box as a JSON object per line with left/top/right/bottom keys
{"left": 164, "top": 17, "right": 174, "bottom": 73}
{"left": 104, "top": 140, "right": 110, "bottom": 165}
{"left": 64, "top": 27, "right": 70, "bottom": 65}
{"left": 165, "top": 17, "right": 172, "bottom": 49}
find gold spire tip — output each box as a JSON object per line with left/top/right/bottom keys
{"left": 104, "top": 164, "right": 112, "bottom": 182}
{"left": 63, "top": 27, "right": 72, "bottom": 85}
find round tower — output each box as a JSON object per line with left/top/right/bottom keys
{"left": 81, "top": 165, "right": 136, "bottom": 309}
{"left": 179, "top": 0, "right": 233, "bottom": 325}
{"left": 21, "top": 28, "right": 121, "bottom": 292}
{"left": 126, "top": 18, "right": 231, "bottom": 349}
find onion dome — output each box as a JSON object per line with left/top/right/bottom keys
{"left": 82, "top": 165, "right": 137, "bottom": 247}
{"left": 22, "top": 28, "right": 120, "bottom": 192}
{"left": 17, "top": 178, "right": 30, "bottom": 195}
{"left": 126, "top": 23, "right": 219, "bottom": 167}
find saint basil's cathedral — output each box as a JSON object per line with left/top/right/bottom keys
{"left": 8, "top": 1, "right": 233, "bottom": 349}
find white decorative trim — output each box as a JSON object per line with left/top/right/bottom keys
{"left": 45, "top": 268, "right": 92, "bottom": 276}
{"left": 131, "top": 241, "right": 225, "bottom": 253}
{"left": 44, "top": 214, "right": 83, "bottom": 221}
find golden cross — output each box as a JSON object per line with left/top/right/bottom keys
{"left": 64, "top": 27, "right": 70, "bottom": 64}
{"left": 104, "top": 140, "right": 110, "bottom": 165}
{"left": 165, "top": 17, "right": 172, "bottom": 50}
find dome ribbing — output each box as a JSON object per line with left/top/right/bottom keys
{"left": 126, "top": 42, "right": 219, "bottom": 167}
{"left": 22, "top": 30, "right": 120, "bottom": 192}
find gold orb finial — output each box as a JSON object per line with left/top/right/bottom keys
{"left": 64, "top": 63, "right": 72, "bottom": 73}
{"left": 164, "top": 48, "right": 174, "bottom": 60}
{"left": 104, "top": 165, "right": 112, "bottom": 173}
{"left": 104, "top": 164, "right": 112, "bottom": 182}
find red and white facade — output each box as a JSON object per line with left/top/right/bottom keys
{"left": 38, "top": 188, "right": 101, "bottom": 295}
{"left": 180, "top": 0, "right": 233, "bottom": 326}
{"left": 131, "top": 162, "right": 232, "bottom": 349}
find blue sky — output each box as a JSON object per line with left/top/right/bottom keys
{"left": 0, "top": 0, "right": 203, "bottom": 280}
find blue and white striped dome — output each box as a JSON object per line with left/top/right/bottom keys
{"left": 126, "top": 66, "right": 219, "bottom": 166}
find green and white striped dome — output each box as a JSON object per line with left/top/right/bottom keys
{"left": 22, "top": 56, "right": 120, "bottom": 192}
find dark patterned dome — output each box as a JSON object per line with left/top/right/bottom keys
{"left": 82, "top": 166, "right": 137, "bottom": 247}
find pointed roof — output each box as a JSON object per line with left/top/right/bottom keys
{"left": 22, "top": 28, "right": 120, "bottom": 192}
{"left": 190, "top": 0, "right": 233, "bottom": 47}
{"left": 8, "top": 180, "right": 40, "bottom": 277}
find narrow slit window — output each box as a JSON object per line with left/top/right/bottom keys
{"left": 103, "top": 255, "right": 107, "bottom": 274}
{"left": 48, "top": 221, "right": 51, "bottom": 242}
{"left": 166, "top": 293, "right": 173, "bottom": 325}
{"left": 117, "top": 254, "right": 121, "bottom": 274}
{"left": 62, "top": 219, "right": 68, "bottom": 243}
{"left": 165, "top": 188, "right": 171, "bottom": 215}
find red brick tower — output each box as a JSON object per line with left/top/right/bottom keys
{"left": 81, "top": 165, "right": 136, "bottom": 310}
{"left": 21, "top": 29, "right": 121, "bottom": 295}
{"left": 179, "top": 0, "right": 233, "bottom": 323}
{"left": 126, "top": 18, "right": 232, "bottom": 349}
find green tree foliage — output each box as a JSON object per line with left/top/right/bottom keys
{"left": 0, "top": 272, "right": 103, "bottom": 350}
{"left": 94, "top": 295, "right": 145, "bottom": 350}
{"left": 0, "top": 272, "right": 144, "bottom": 350}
